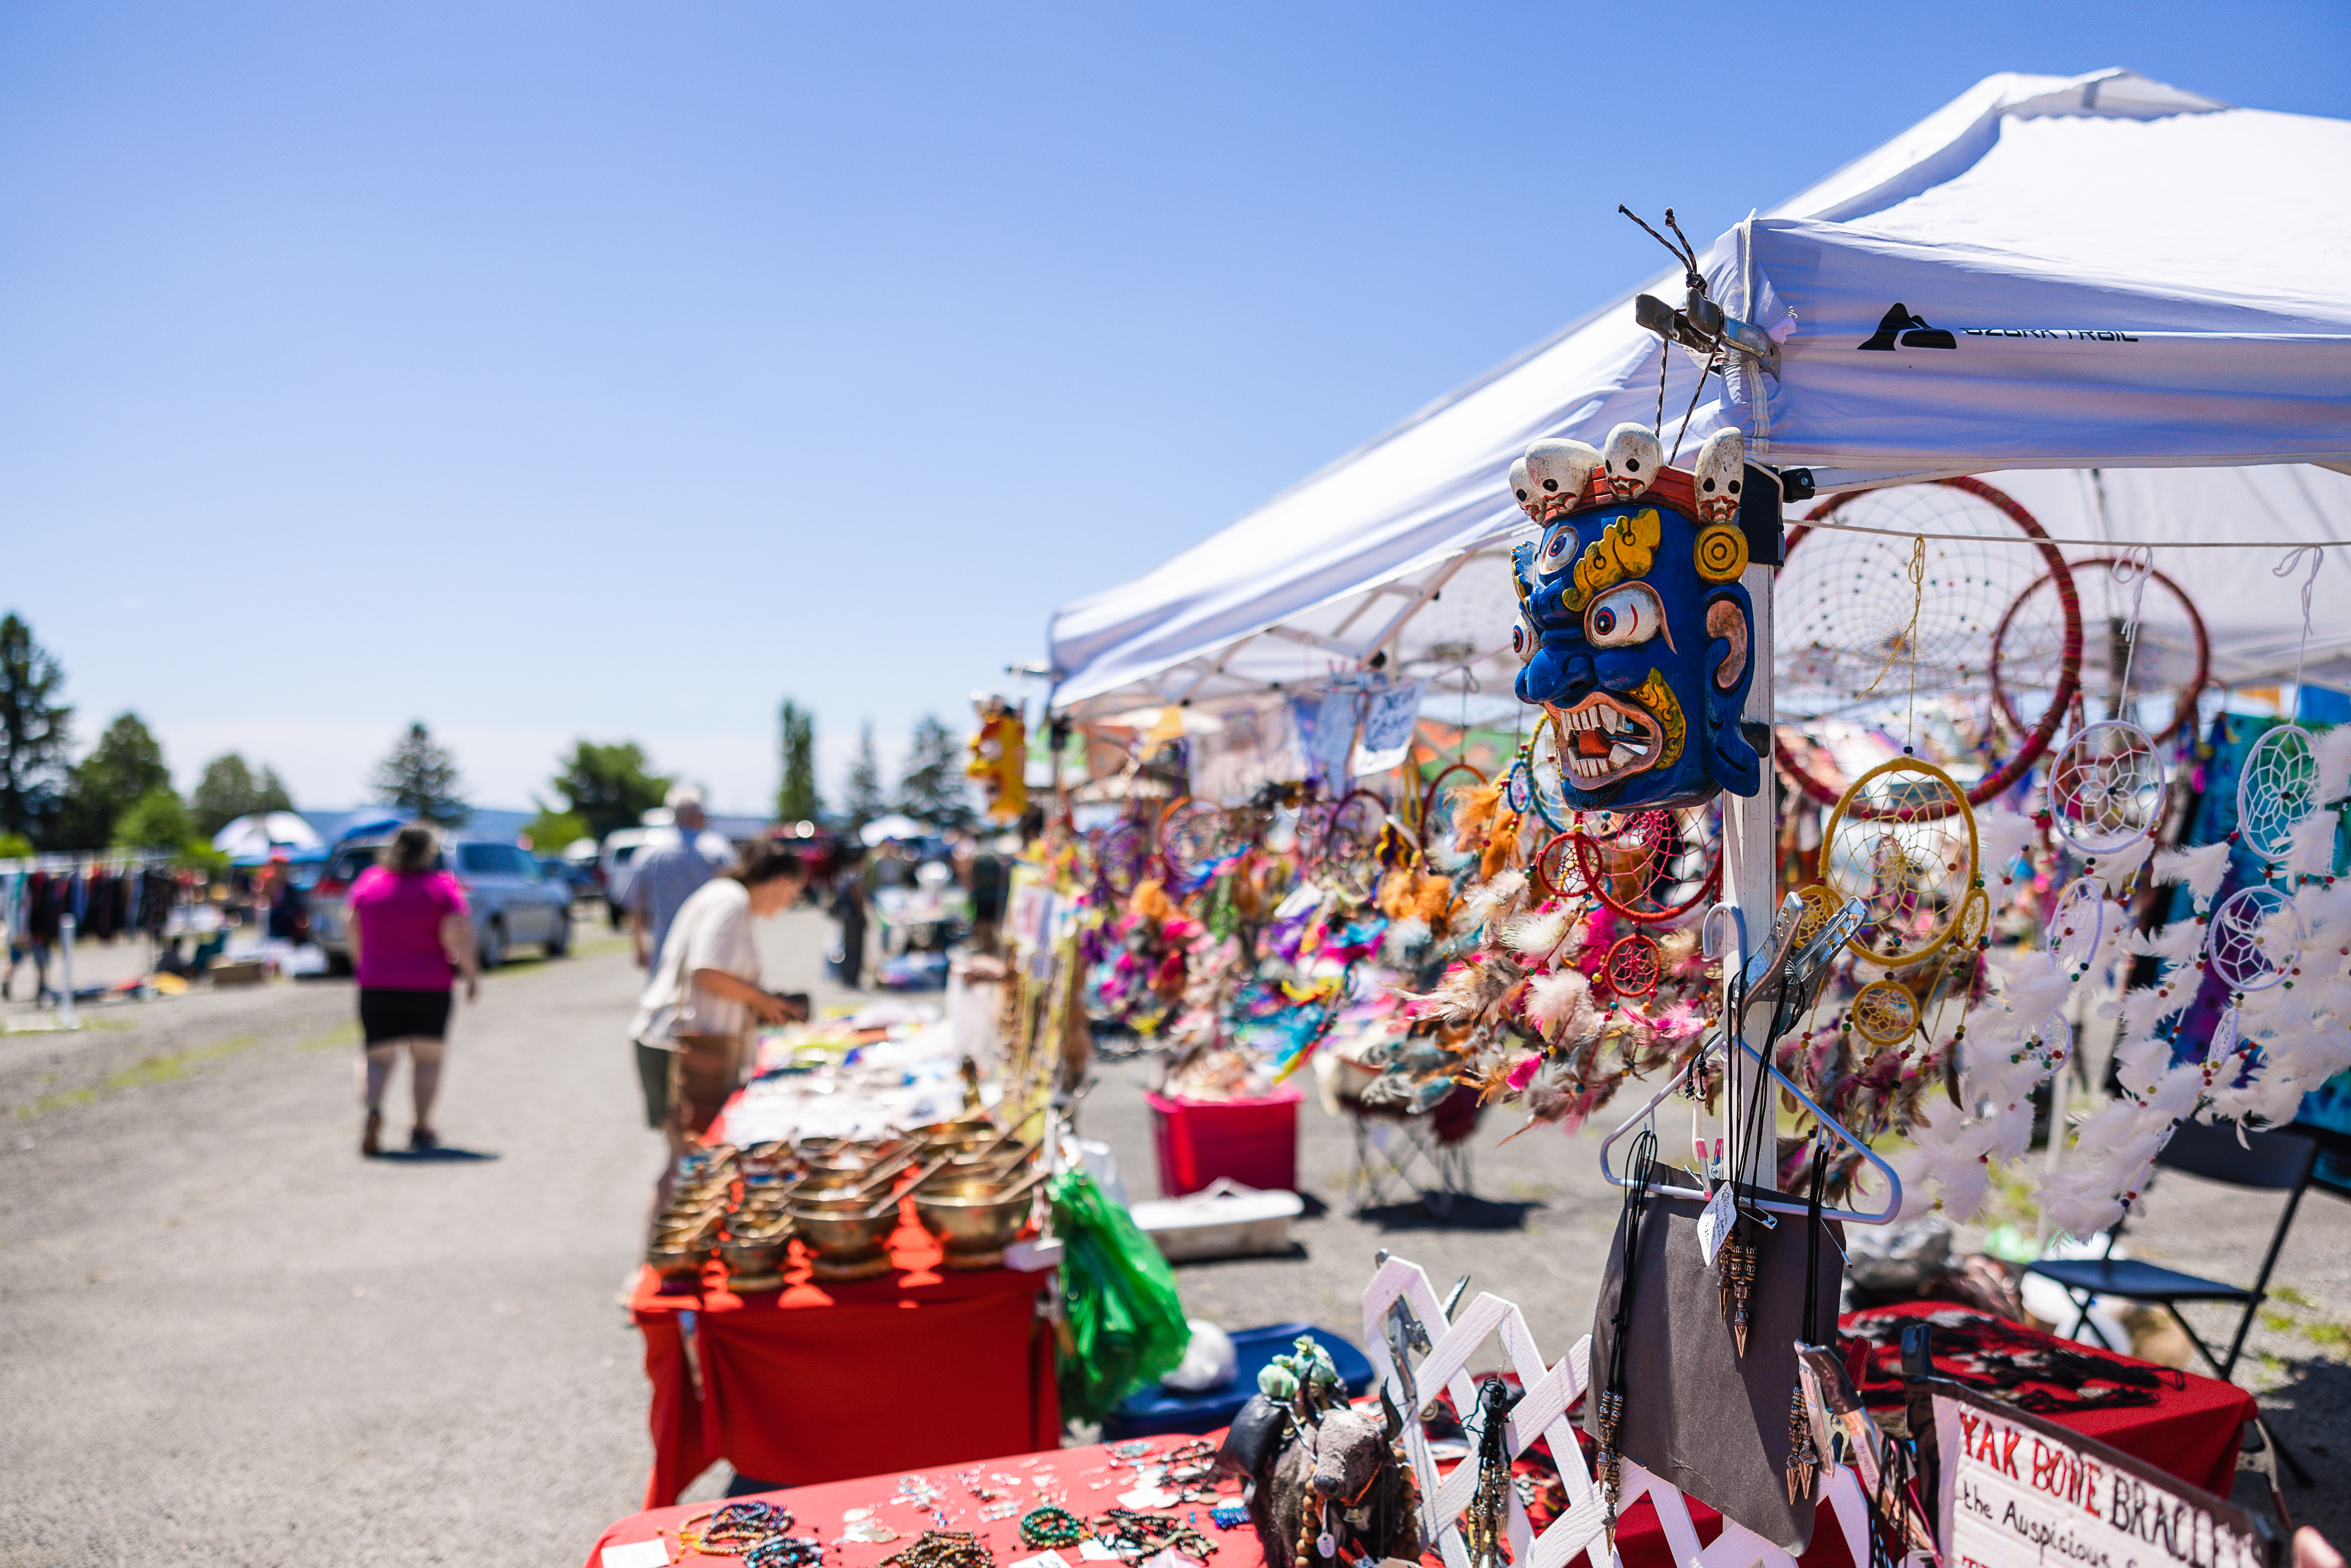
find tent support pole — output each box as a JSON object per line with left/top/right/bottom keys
{"left": 1723, "top": 557, "right": 1777, "bottom": 1192}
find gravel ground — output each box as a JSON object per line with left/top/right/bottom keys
{"left": 2, "top": 909, "right": 2345, "bottom": 1561}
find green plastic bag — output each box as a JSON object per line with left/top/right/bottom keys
{"left": 1049, "top": 1169, "right": 1190, "bottom": 1422}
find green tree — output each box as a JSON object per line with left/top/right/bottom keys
{"left": 842, "top": 722, "right": 886, "bottom": 833}
{"left": 191, "top": 753, "right": 295, "bottom": 836}
{"left": 371, "top": 722, "right": 467, "bottom": 826}
{"left": 0, "top": 830, "right": 34, "bottom": 859}
{"left": 895, "top": 713, "right": 972, "bottom": 830}
{"left": 551, "top": 741, "right": 669, "bottom": 842}
{"left": 0, "top": 613, "right": 72, "bottom": 845}
{"left": 56, "top": 711, "right": 173, "bottom": 849}
{"left": 776, "top": 699, "right": 820, "bottom": 825}
{"left": 521, "top": 803, "right": 591, "bottom": 853}
{"left": 112, "top": 786, "right": 196, "bottom": 850}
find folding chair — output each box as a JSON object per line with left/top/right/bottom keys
{"left": 2026, "top": 1117, "right": 2317, "bottom": 1479}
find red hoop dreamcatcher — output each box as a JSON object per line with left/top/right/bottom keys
{"left": 1310, "top": 788, "right": 1389, "bottom": 900}
{"left": 1532, "top": 831, "right": 1591, "bottom": 903}
{"left": 1573, "top": 802, "right": 1720, "bottom": 924}
{"left": 1776, "top": 477, "right": 2081, "bottom": 808}
{"left": 1603, "top": 933, "right": 1663, "bottom": 998}
{"left": 1995, "top": 555, "right": 2208, "bottom": 746}
{"left": 1418, "top": 761, "right": 1488, "bottom": 856}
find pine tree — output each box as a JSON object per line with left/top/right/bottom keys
{"left": 192, "top": 753, "right": 296, "bottom": 836}
{"left": 895, "top": 713, "right": 973, "bottom": 830}
{"left": 371, "top": 722, "right": 468, "bottom": 826}
{"left": 842, "top": 723, "right": 886, "bottom": 833}
{"left": 56, "top": 711, "right": 172, "bottom": 849}
{"left": 776, "top": 699, "right": 820, "bottom": 824}
{"left": 0, "top": 614, "right": 72, "bottom": 844}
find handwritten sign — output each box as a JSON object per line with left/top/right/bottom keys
{"left": 1924, "top": 1382, "right": 2275, "bottom": 1568}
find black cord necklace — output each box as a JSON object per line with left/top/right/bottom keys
{"left": 1785, "top": 1134, "right": 1830, "bottom": 1502}
{"left": 1597, "top": 1127, "right": 1658, "bottom": 1550}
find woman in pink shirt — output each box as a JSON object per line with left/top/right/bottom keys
{"left": 345, "top": 824, "right": 480, "bottom": 1156}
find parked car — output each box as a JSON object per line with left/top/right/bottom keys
{"left": 538, "top": 854, "right": 601, "bottom": 906}
{"left": 313, "top": 834, "right": 575, "bottom": 972}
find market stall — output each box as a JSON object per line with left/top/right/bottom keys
{"left": 989, "top": 61, "right": 2347, "bottom": 1568}
{"left": 630, "top": 1009, "right": 1064, "bottom": 1506}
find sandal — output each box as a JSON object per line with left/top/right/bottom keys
{"left": 361, "top": 1109, "right": 383, "bottom": 1158}
{"left": 408, "top": 1125, "right": 440, "bottom": 1152}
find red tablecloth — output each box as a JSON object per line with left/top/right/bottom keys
{"left": 631, "top": 1201, "right": 1058, "bottom": 1508}
{"left": 601, "top": 1301, "right": 2252, "bottom": 1564}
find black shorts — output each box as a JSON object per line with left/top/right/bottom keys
{"left": 359, "top": 987, "right": 453, "bottom": 1045}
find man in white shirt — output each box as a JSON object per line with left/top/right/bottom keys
{"left": 630, "top": 840, "right": 809, "bottom": 1141}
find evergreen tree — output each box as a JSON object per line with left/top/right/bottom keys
{"left": 550, "top": 741, "right": 669, "bottom": 841}
{"left": 895, "top": 713, "right": 973, "bottom": 830}
{"left": 842, "top": 723, "right": 886, "bottom": 833}
{"left": 776, "top": 699, "right": 820, "bottom": 824}
{"left": 56, "top": 711, "right": 173, "bottom": 849}
{"left": 371, "top": 722, "right": 467, "bottom": 826}
{"left": 112, "top": 786, "right": 196, "bottom": 850}
{"left": 0, "top": 613, "right": 72, "bottom": 845}
{"left": 191, "top": 753, "right": 295, "bottom": 836}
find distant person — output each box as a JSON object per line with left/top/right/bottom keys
{"left": 264, "top": 856, "right": 309, "bottom": 945}
{"left": 631, "top": 840, "right": 811, "bottom": 1163}
{"left": 628, "top": 785, "right": 729, "bottom": 969}
{"left": 346, "top": 824, "right": 480, "bottom": 1157}
{"left": 830, "top": 849, "right": 868, "bottom": 988}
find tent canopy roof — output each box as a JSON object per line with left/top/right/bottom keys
{"left": 1049, "top": 69, "right": 2351, "bottom": 721}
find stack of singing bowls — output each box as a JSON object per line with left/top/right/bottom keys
{"left": 646, "top": 1146, "right": 738, "bottom": 1285}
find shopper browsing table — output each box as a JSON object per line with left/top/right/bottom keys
{"left": 346, "top": 825, "right": 479, "bottom": 1157}
{"left": 631, "top": 841, "right": 811, "bottom": 1162}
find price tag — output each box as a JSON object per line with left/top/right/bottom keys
{"left": 1696, "top": 1182, "right": 1735, "bottom": 1267}
{"left": 601, "top": 1543, "right": 671, "bottom": 1568}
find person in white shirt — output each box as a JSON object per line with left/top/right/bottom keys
{"left": 630, "top": 840, "right": 808, "bottom": 1152}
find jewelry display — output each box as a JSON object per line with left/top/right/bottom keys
{"left": 879, "top": 1529, "right": 994, "bottom": 1568}
{"left": 1017, "top": 1505, "right": 1083, "bottom": 1549}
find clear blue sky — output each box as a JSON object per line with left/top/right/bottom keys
{"left": 3, "top": 2, "right": 2344, "bottom": 814}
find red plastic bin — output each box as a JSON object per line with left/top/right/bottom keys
{"left": 1143, "top": 1084, "right": 1303, "bottom": 1197}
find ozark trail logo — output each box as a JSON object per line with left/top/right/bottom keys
{"left": 1857, "top": 303, "right": 1955, "bottom": 351}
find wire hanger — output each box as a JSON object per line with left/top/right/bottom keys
{"left": 1598, "top": 895, "right": 1905, "bottom": 1225}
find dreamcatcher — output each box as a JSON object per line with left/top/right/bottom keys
{"left": 1532, "top": 830, "right": 1590, "bottom": 903}
{"left": 1821, "top": 758, "right": 1979, "bottom": 968}
{"left": 2205, "top": 885, "right": 2300, "bottom": 996}
{"left": 1573, "top": 802, "right": 1721, "bottom": 925}
{"left": 2047, "top": 721, "right": 2169, "bottom": 858}
{"left": 1159, "top": 799, "right": 1237, "bottom": 886}
{"left": 2045, "top": 875, "right": 2105, "bottom": 985}
{"left": 1087, "top": 820, "right": 1154, "bottom": 898}
{"left": 1603, "top": 933, "right": 1663, "bottom": 998}
{"left": 1777, "top": 478, "right": 2081, "bottom": 807}
{"left": 1849, "top": 980, "right": 1919, "bottom": 1047}
{"left": 1418, "top": 762, "right": 1486, "bottom": 855}
{"left": 1311, "top": 789, "right": 1389, "bottom": 900}
{"left": 1998, "top": 557, "right": 2208, "bottom": 744}
{"left": 2237, "top": 548, "right": 2329, "bottom": 866}
{"left": 1521, "top": 711, "right": 1575, "bottom": 830}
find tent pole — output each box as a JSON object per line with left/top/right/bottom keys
{"left": 1723, "top": 556, "right": 1776, "bottom": 1192}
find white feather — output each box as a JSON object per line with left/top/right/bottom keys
{"left": 1502, "top": 908, "right": 1570, "bottom": 960}
{"left": 1525, "top": 968, "right": 1592, "bottom": 1039}
{"left": 2095, "top": 838, "right": 2155, "bottom": 894}
{"left": 2287, "top": 809, "right": 2341, "bottom": 880}
{"left": 2153, "top": 841, "right": 2232, "bottom": 908}
{"left": 2316, "top": 723, "right": 2351, "bottom": 805}
{"left": 1977, "top": 808, "right": 2039, "bottom": 881}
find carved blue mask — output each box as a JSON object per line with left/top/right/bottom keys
{"left": 1510, "top": 488, "right": 1759, "bottom": 809}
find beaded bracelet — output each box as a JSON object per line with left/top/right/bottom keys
{"left": 745, "top": 1537, "right": 825, "bottom": 1568}
{"left": 880, "top": 1529, "right": 995, "bottom": 1568}
{"left": 1019, "top": 1506, "right": 1084, "bottom": 1549}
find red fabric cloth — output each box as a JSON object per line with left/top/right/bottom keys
{"left": 588, "top": 1439, "right": 1201, "bottom": 1568}
{"left": 632, "top": 1201, "right": 1058, "bottom": 1508}
{"left": 590, "top": 1308, "right": 2253, "bottom": 1568}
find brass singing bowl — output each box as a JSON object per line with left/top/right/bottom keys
{"left": 647, "top": 1231, "right": 715, "bottom": 1276}
{"left": 792, "top": 1184, "right": 889, "bottom": 1215}
{"left": 912, "top": 1182, "right": 1039, "bottom": 1255}
{"left": 718, "top": 1233, "right": 791, "bottom": 1276}
{"left": 916, "top": 1142, "right": 1036, "bottom": 1189}
{"left": 908, "top": 1118, "right": 996, "bottom": 1150}
{"left": 788, "top": 1201, "right": 900, "bottom": 1258}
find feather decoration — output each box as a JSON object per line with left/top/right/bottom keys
{"left": 1453, "top": 783, "right": 1502, "bottom": 852}
{"left": 2288, "top": 809, "right": 2340, "bottom": 880}
{"left": 1481, "top": 810, "right": 1521, "bottom": 879}
{"left": 2095, "top": 837, "right": 2155, "bottom": 894}
{"left": 1525, "top": 968, "right": 1597, "bottom": 1042}
{"left": 1977, "top": 808, "right": 2039, "bottom": 883}
{"left": 2152, "top": 840, "right": 2232, "bottom": 909}
{"left": 2317, "top": 723, "right": 2351, "bottom": 805}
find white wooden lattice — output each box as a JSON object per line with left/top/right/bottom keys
{"left": 1361, "top": 1255, "right": 1879, "bottom": 1568}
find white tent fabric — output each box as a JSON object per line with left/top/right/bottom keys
{"left": 1049, "top": 69, "right": 2351, "bottom": 721}
{"left": 212, "top": 811, "right": 324, "bottom": 859}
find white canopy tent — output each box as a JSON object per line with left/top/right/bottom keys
{"left": 1048, "top": 69, "right": 2351, "bottom": 723}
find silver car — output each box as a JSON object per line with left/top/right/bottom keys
{"left": 313, "top": 835, "right": 574, "bottom": 971}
